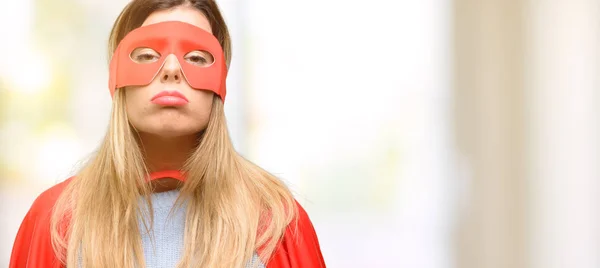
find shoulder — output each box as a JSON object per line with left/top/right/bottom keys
{"left": 9, "top": 177, "right": 74, "bottom": 268}
{"left": 265, "top": 199, "right": 326, "bottom": 268}
{"left": 28, "top": 177, "right": 74, "bottom": 217}
{"left": 288, "top": 200, "right": 322, "bottom": 248}
{"left": 289, "top": 200, "right": 317, "bottom": 237}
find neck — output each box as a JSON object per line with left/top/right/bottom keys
{"left": 138, "top": 132, "right": 197, "bottom": 192}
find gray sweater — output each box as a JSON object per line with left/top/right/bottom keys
{"left": 140, "top": 190, "right": 265, "bottom": 267}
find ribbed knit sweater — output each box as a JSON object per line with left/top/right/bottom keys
{"left": 140, "top": 190, "right": 264, "bottom": 268}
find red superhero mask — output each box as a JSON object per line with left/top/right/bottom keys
{"left": 108, "top": 20, "right": 227, "bottom": 101}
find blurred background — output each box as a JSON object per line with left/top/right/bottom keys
{"left": 0, "top": 0, "right": 598, "bottom": 267}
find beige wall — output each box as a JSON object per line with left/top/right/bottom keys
{"left": 453, "top": 1, "right": 528, "bottom": 267}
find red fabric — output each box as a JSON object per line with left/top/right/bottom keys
{"left": 108, "top": 21, "right": 227, "bottom": 100}
{"left": 263, "top": 201, "right": 327, "bottom": 268}
{"left": 10, "top": 178, "right": 325, "bottom": 268}
{"left": 9, "top": 178, "right": 73, "bottom": 268}
{"left": 148, "top": 170, "right": 185, "bottom": 182}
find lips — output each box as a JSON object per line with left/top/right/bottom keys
{"left": 151, "top": 90, "right": 189, "bottom": 106}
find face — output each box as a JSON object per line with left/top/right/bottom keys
{"left": 124, "top": 6, "right": 216, "bottom": 138}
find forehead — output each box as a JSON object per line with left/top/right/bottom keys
{"left": 142, "top": 6, "right": 213, "bottom": 35}
{"left": 119, "top": 21, "right": 221, "bottom": 54}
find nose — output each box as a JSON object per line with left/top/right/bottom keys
{"left": 159, "top": 54, "right": 182, "bottom": 83}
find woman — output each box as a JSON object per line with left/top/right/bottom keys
{"left": 9, "top": 0, "right": 325, "bottom": 267}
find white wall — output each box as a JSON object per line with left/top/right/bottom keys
{"left": 527, "top": 1, "right": 600, "bottom": 267}
{"left": 243, "top": 1, "right": 454, "bottom": 267}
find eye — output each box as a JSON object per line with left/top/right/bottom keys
{"left": 184, "top": 50, "right": 214, "bottom": 67}
{"left": 130, "top": 47, "right": 161, "bottom": 63}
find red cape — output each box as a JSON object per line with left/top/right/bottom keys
{"left": 9, "top": 178, "right": 326, "bottom": 268}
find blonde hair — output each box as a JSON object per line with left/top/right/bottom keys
{"left": 50, "top": 1, "right": 297, "bottom": 267}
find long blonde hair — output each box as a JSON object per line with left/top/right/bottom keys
{"left": 50, "top": 1, "right": 297, "bottom": 267}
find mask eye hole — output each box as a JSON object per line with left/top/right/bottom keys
{"left": 130, "top": 47, "right": 161, "bottom": 64}
{"left": 184, "top": 50, "right": 214, "bottom": 67}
